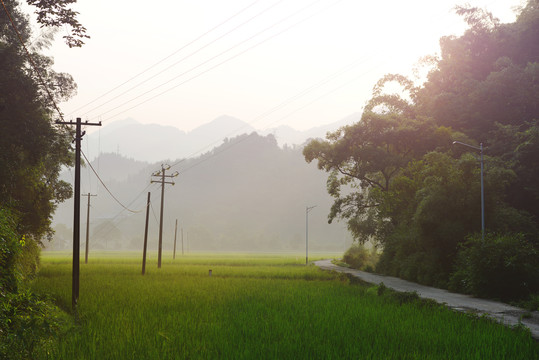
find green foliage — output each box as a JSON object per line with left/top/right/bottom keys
{"left": 28, "top": 254, "right": 539, "bottom": 359}
{"left": 369, "top": 282, "right": 441, "bottom": 308}
{"left": 417, "top": 1, "right": 539, "bottom": 137}
{"left": 0, "top": 207, "right": 64, "bottom": 359}
{"left": 0, "top": 207, "right": 21, "bottom": 294}
{"left": 342, "top": 243, "right": 379, "bottom": 271}
{"left": 495, "top": 121, "right": 539, "bottom": 222}
{"left": 1, "top": 0, "right": 75, "bottom": 241}
{"left": 306, "top": 3, "right": 539, "bottom": 297}
{"left": 303, "top": 110, "right": 452, "bottom": 243}
{"left": 376, "top": 152, "right": 522, "bottom": 287}
{"left": 16, "top": 236, "right": 41, "bottom": 282}
{"left": 516, "top": 294, "right": 539, "bottom": 312}
{"left": 0, "top": 290, "right": 67, "bottom": 360}
{"left": 25, "top": 0, "right": 89, "bottom": 47}
{"left": 449, "top": 233, "right": 539, "bottom": 301}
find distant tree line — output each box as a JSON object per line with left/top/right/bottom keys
{"left": 305, "top": 1, "right": 539, "bottom": 301}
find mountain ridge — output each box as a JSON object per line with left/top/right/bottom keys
{"left": 84, "top": 113, "right": 361, "bottom": 162}
{"left": 52, "top": 132, "right": 354, "bottom": 252}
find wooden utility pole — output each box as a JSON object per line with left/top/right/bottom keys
{"left": 142, "top": 192, "right": 151, "bottom": 275}
{"left": 151, "top": 165, "right": 178, "bottom": 268}
{"left": 306, "top": 205, "right": 316, "bottom": 265}
{"left": 84, "top": 193, "right": 97, "bottom": 264}
{"left": 181, "top": 228, "right": 184, "bottom": 256}
{"left": 56, "top": 118, "right": 101, "bottom": 308}
{"left": 173, "top": 219, "right": 178, "bottom": 259}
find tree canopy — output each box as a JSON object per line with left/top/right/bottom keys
{"left": 1, "top": 2, "right": 84, "bottom": 355}
{"left": 1, "top": 0, "right": 77, "bottom": 240}
{"left": 304, "top": 0, "right": 539, "bottom": 298}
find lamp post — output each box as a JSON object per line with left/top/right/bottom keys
{"left": 306, "top": 205, "right": 316, "bottom": 265}
{"left": 453, "top": 141, "right": 484, "bottom": 241}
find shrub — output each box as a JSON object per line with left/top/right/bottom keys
{"left": 0, "top": 208, "right": 41, "bottom": 291}
{"left": 343, "top": 243, "right": 379, "bottom": 271}
{"left": 449, "top": 233, "right": 539, "bottom": 301}
{"left": 16, "top": 235, "right": 41, "bottom": 282}
{"left": 0, "top": 208, "right": 21, "bottom": 294}
{"left": 0, "top": 290, "right": 67, "bottom": 360}
{"left": 0, "top": 207, "right": 65, "bottom": 358}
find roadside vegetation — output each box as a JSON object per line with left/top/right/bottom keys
{"left": 306, "top": 1, "right": 539, "bottom": 305}
{"left": 2, "top": 0, "right": 539, "bottom": 357}
{"left": 1, "top": 1, "right": 86, "bottom": 358}
{"left": 341, "top": 243, "right": 379, "bottom": 272}
{"left": 27, "top": 253, "right": 539, "bottom": 359}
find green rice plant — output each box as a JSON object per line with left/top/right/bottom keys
{"left": 30, "top": 253, "right": 539, "bottom": 359}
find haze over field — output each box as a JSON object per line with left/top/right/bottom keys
{"left": 51, "top": 127, "right": 355, "bottom": 252}
{"left": 82, "top": 113, "right": 361, "bottom": 162}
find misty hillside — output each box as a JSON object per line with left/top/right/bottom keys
{"left": 261, "top": 112, "right": 362, "bottom": 146}
{"left": 51, "top": 133, "right": 353, "bottom": 252}
{"left": 83, "top": 113, "right": 361, "bottom": 162}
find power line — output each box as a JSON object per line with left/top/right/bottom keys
{"left": 74, "top": 0, "right": 465, "bottom": 244}
{"left": 167, "top": 63, "right": 389, "bottom": 178}
{"left": 150, "top": 202, "right": 159, "bottom": 225}
{"left": 168, "top": 54, "right": 370, "bottom": 169}
{"left": 80, "top": 0, "right": 283, "bottom": 118}
{"left": 93, "top": 0, "right": 332, "bottom": 122}
{"left": 71, "top": 0, "right": 263, "bottom": 115}
{"left": 80, "top": 149, "right": 144, "bottom": 213}
{"left": 88, "top": 182, "right": 158, "bottom": 240}
{"left": 151, "top": 165, "right": 178, "bottom": 268}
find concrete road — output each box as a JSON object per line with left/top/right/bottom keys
{"left": 315, "top": 259, "right": 539, "bottom": 339}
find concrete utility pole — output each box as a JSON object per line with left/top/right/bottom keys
{"left": 56, "top": 118, "right": 101, "bottom": 309}
{"left": 181, "top": 228, "right": 184, "bottom": 256}
{"left": 306, "top": 205, "right": 316, "bottom": 265}
{"left": 142, "top": 192, "right": 151, "bottom": 275}
{"left": 84, "top": 193, "right": 97, "bottom": 264}
{"left": 173, "top": 219, "right": 178, "bottom": 260}
{"left": 151, "top": 165, "right": 178, "bottom": 268}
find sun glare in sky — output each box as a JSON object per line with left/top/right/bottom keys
{"left": 41, "top": 0, "right": 522, "bottom": 132}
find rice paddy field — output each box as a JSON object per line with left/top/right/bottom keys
{"left": 31, "top": 252, "right": 539, "bottom": 359}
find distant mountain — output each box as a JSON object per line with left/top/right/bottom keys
{"left": 84, "top": 153, "right": 149, "bottom": 183}
{"left": 85, "top": 118, "right": 188, "bottom": 162}
{"left": 83, "top": 113, "right": 361, "bottom": 162}
{"left": 50, "top": 133, "right": 354, "bottom": 253}
{"left": 263, "top": 112, "right": 361, "bottom": 146}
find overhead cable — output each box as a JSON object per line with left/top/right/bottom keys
{"left": 94, "top": 0, "right": 333, "bottom": 122}
{"left": 81, "top": 0, "right": 283, "bottom": 118}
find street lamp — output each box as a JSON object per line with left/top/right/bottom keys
{"left": 306, "top": 205, "right": 316, "bottom": 265}
{"left": 452, "top": 141, "right": 485, "bottom": 241}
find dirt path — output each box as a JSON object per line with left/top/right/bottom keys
{"left": 315, "top": 259, "right": 539, "bottom": 339}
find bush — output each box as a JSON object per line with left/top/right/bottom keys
{"left": 449, "top": 233, "right": 539, "bottom": 301}
{"left": 0, "top": 207, "right": 66, "bottom": 358}
{"left": 0, "top": 208, "right": 21, "bottom": 294}
{"left": 0, "top": 208, "right": 41, "bottom": 292}
{"left": 16, "top": 235, "right": 41, "bottom": 282}
{"left": 343, "top": 243, "right": 379, "bottom": 271}
{"left": 376, "top": 229, "right": 448, "bottom": 288}
{"left": 0, "top": 290, "right": 67, "bottom": 360}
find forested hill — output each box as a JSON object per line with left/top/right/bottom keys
{"left": 304, "top": 1, "right": 539, "bottom": 301}
{"left": 50, "top": 133, "right": 353, "bottom": 252}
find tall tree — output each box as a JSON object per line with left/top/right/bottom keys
{"left": 1, "top": 0, "right": 79, "bottom": 240}
{"left": 304, "top": 1, "right": 539, "bottom": 291}
{"left": 303, "top": 78, "right": 452, "bottom": 243}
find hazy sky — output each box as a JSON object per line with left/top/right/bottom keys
{"left": 38, "top": 0, "right": 523, "bottom": 132}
